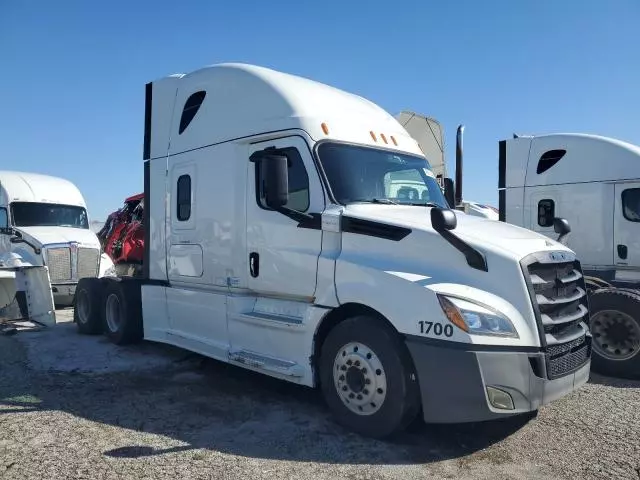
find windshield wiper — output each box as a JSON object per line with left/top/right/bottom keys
{"left": 403, "top": 202, "right": 442, "bottom": 208}
{"left": 350, "top": 198, "right": 399, "bottom": 205}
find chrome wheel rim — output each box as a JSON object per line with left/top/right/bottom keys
{"left": 76, "top": 289, "right": 91, "bottom": 325}
{"left": 105, "top": 293, "right": 121, "bottom": 333}
{"left": 333, "top": 342, "right": 387, "bottom": 416}
{"left": 591, "top": 309, "right": 640, "bottom": 361}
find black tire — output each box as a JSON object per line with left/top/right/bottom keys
{"left": 74, "top": 278, "right": 104, "bottom": 335}
{"left": 588, "top": 288, "right": 640, "bottom": 380}
{"left": 319, "top": 316, "right": 421, "bottom": 438}
{"left": 103, "top": 279, "right": 143, "bottom": 345}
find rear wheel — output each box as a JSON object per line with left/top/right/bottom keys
{"left": 74, "top": 277, "right": 104, "bottom": 335}
{"left": 319, "top": 316, "right": 420, "bottom": 438}
{"left": 588, "top": 288, "right": 640, "bottom": 379}
{"left": 103, "top": 279, "right": 143, "bottom": 345}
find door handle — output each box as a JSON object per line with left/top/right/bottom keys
{"left": 617, "top": 244, "right": 628, "bottom": 260}
{"left": 249, "top": 252, "right": 260, "bottom": 278}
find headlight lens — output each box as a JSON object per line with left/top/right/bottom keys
{"left": 437, "top": 294, "right": 519, "bottom": 338}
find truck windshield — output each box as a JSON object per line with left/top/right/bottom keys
{"left": 11, "top": 202, "right": 89, "bottom": 229}
{"left": 317, "top": 142, "right": 448, "bottom": 208}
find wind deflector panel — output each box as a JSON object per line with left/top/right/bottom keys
{"left": 179, "top": 91, "right": 207, "bottom": 135}
{"left": 536, "top": 149, "right": 566, "bottom": 174}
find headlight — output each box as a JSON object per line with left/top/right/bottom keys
{"left": 437, "top": 294, "right": 519, "bottom": 338}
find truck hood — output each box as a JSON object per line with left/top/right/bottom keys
{"left": 342, "top": 204, "right": 572, "bottom": 260}
{"left": 17, "top": 226, "right": 101, "bottom": 249}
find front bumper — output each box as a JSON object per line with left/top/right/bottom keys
{"left": 405, "top": 336, "right": 590, "bottom": 423}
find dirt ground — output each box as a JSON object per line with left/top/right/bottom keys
{"left": 0, "top": 309, "right": 638, "bottom": 480}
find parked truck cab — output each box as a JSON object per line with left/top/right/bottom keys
{"left": 499, "top": 133, "right": 640, "bottom": 378}
{"left": 0, "top": 171, "right": 114, "bottom": 306}
{"left": 76, "top": 64, "right": 591, "bottom": 438}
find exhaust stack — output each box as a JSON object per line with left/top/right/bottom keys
{"left": 455, "top": 125, "right": 465, "bottom": 207}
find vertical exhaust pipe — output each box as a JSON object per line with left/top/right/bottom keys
{"left": 455, "top": 125, "right": 465, "bottom": 207}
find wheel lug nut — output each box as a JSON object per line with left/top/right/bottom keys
{"left": 365, "top": 379, "right": 371, "bottom": 385}
{"left": 341, "top": 365, "right": 347, "bottom": 371}
{"left": 357, "top": 394, "right": 362, "bottom": 400}
{"left": 342, "top": 386, "right": 348, "bottom": 391}
{"left": 339, "top": 375, "right": 345, "bottom": 381}
{"left": 349, "top": 393, "right": 355, "bottom": 399}
{"left": 347, "top": 360, "right": 353, "bottom": 366}
{"left": 354, "top": 360, "right": 360, "bottom": 367}
{"left": 377, "top": 388, "right": 383, "bottom": 394}
{"left": 361, "top": 368, "right": 367, "bottom": 374}
{"left": 363, "top": 389, "right": 369, "bottom": 395}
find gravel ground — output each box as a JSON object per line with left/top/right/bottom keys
{"left": 0, "top": 309, "right": 638, "bottom": 480}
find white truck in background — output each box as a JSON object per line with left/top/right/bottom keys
{"left": 75, "top": 63, "right": 590, "bottom": 438}
{"left": 496, "top": 133, "right": 640, "bottom": 379}
{"left": 399, "top": 112, "right": 639, "bottom": 379}
{"left": 0, "top": 171, "right": 114, "bottom": 306}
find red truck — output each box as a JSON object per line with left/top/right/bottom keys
{"left": 97, "top": 193, "right": 144, "bottom": 277}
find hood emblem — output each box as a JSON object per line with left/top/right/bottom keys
{"left": 548, "top": 251, "right": 568, "bottom": 262}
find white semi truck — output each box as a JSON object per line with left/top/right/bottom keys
{"left": 74, "top": 63, "right": 591, "bottom": 438}
{"left": 399, "top": 113, "right": 639, "bottom": 379}
{"left": 0, "top": 171, "right": 115, "bottom": 306}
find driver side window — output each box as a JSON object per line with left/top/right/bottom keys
{"left": 622, "top": 188, "right": 640, "bottom": 222}
{"left": 0, "top": 208, "right": 7, "bottom": 228}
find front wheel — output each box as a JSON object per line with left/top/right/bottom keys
{"left": 589, "top": 288, "right": 640, "bottom": 379}
{"left": 319, "top": 316, "right": 421, "bottom": 438}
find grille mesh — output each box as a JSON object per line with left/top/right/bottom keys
{"left": 547, "top": 342, "right": 591, "bottom": 379}
{"left": 77, "top": 248, "right": 100, "bottom": 279}
{"left": 44, "top": 245, "right": 100, "bottom": 283}
{"left": 46, "top": 247, "right": 71, "bottom": 282}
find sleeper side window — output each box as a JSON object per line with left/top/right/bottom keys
{"left": 536, "top": 149, "right": 566, "bottom": 174}
{"left": 0, "top": 208, "right": 7, "bottom": 228}
{"left": 538, "top": 199, "right": 555, "bottom": 227}
{"left": 177, "top": 175, "right": 191, "bottom": 221}
{"left": 257, "top": 148, "right": 310, "bottom": 212}
{"left": 622, "top": 188, "right": 640, "bottom": 222}
{"left": 179, "top": 91, "right": 206, "bottom": 135}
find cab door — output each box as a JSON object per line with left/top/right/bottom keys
{"left": 614, "top": 183, "right": 640, "bottom": 281}
{"left": 245, "top": 135, "right": 324, "bottom": 300}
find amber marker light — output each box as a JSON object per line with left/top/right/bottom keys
{"left": 436, "top": 295, "right": 469, "bottom": 333}
{"left": 321, "top": 123, "right": 329, "bottom": 135}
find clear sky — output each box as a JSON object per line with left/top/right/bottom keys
{"left": 1, "top": 1, "right": 638, "bottom": 220}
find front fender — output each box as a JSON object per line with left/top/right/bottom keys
{"left": 334, "top": 258, "right": 538, "bottom": 348}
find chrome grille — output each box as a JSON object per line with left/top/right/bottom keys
{"left": 523, "top": 256, "right": 591, "bottom": 379}
{"left": 44, "top": 245, "right": 100, "bottom": 283}
{"left": 77, "top": 247, "right": 100, "bottom": 279}
{"left": 45, "top": 247, "right": 72, "bottom": 282}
